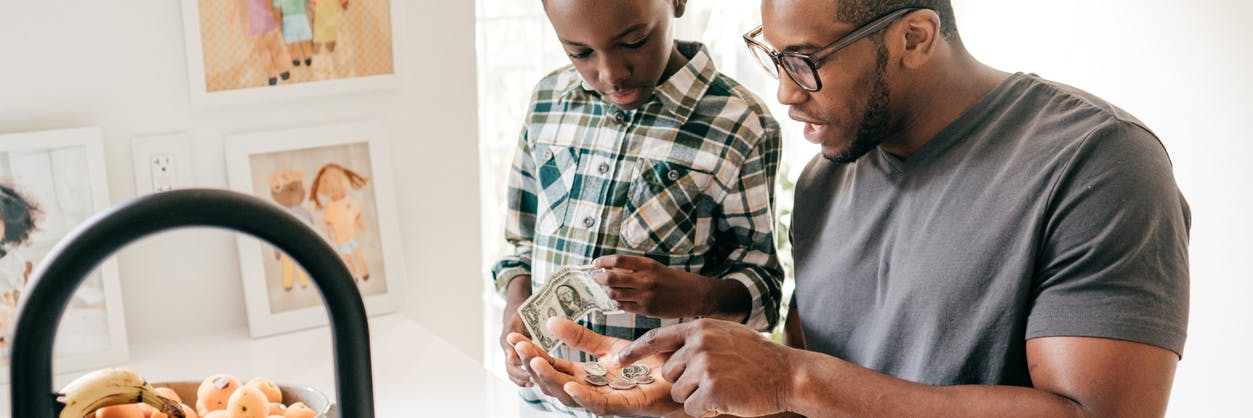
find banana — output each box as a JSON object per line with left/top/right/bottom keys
{"left": 55, "top": 368, "right": 185, "bottom": 418}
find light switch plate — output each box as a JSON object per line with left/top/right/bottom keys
{"left": 132, "top": 133, "right": 194, "bottom": 195}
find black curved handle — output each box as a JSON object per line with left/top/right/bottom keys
{"left": 9, "top": 189, "right": 374, "bottom": 418}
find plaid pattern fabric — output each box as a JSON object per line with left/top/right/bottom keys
{"left": 491, "top": 42, "right": 783, "bottom": 417}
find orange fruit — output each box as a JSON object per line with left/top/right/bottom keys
{"left": 226, "top": 386, "right": 269, "bottom": 418}
{"left": 197, "top": 374, "right": 241, "bottom": 413}
{"left": 96, "top": 404, "right": 144, "bottom": 418}
{"left": 245, "top": 377, "right": 282, "bottom": 404}
{"left": 283, "top": 402, "right": 316, "bottom": 418}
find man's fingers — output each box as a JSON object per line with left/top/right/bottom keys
{"left": 684, "top": 386, "right": 722, "bottom": 418}
{"left": 597, "top": 269, "right": 640, "bottom": 288}
{"left": 670, "top": 369, "right": 699, "bottom": 404}
{"left": 548, "top": 317, "right": 621, "bottom": 357}
{"left": 618, "top": 323, "right": 694, "bottom": 364}
{"left": 564, "top": 381, "right": 616, "bottom": 416}
{"left": 593, "top": 254, "right": 648, "bottom": 271}
{"left": 660, "top": 345, "right": 693, "bottom": 383}
{"left": 529, "top": 356, "right": 578, "bottom": 406}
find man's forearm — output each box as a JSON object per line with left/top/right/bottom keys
{"left": 786, "top": 349, "right": 1085, "bottom": 418}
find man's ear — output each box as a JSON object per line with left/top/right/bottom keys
{"left": 673, "top": 0, "right": 687, "bottom": 18}
{"left": 900, "top": 10, "right": 941, "bottom": 69}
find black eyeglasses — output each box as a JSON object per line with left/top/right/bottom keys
{"left": 743, "top": 8, "right": 922, "bottom": 92}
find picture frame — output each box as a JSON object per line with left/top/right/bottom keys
{"left": 180, "top": 0, "right": 401, "bottom": 107}
{"left": 224, "top": 122, "right": 405, "bottom": 337}
{"left": 0, "top": 127, "right": 128, "bottom": 384}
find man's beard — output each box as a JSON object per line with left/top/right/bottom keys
{"left": 825, "top": 41, "right": 891, "bottom": 164}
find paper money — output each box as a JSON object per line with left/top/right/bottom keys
{"left": 517, "top": 265, "right": 618, "bottom": 353}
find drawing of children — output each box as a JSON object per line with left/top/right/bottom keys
{"left": 269, "top": 168, "right": 315, "bottom": 291}
{"left": 235, "top": 0, "right": 289, "bottom": 85}
{"left": 309, "top": 163, "right": 369, "bottom": 282}
{"left": 0, "top": 184, "right": 41, "bottom": 349}
{"left": 272, "top": 0, "right": 315, "bottom": 69}
{"left": 310, "top": 0, "right": 349, "bottom": 78}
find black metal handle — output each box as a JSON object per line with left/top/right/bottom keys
{"left": 9, "top": 189, "right": 374, "bottom": 418}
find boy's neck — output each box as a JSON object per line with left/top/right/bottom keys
{"left": 656, "top": 41, "right": 690, "bottom": 87}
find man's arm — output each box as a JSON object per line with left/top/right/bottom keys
{"left": 786, "top": 336, "right": 1177, "bottom": 417}
{"left": 619, "top": 320, "right": 1178, "bottom": 418}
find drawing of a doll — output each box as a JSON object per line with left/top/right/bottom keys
{"left": 235, "top": 0, "right": 290, "bottom": 86}
{"left": 269, "top": 168, "right": 314, "bottom": 291}
{"left": 272, "top": 0, "right": 315, "bottom": 69}
{"left": 0, "top": 184, "right": 41, "bottom": 349}
{"left": 309, "top": 163, "right": 369, "bottom": 282}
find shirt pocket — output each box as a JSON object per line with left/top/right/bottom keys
{"left": 621, "top": 158, "right": 714, "bottom": 255}
{"left": 531, "top": 142, "right": 580, "bottom": 234}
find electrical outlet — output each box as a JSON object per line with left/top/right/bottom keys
{"left": 150, "top": 153, "right": 176, "bottom": 192}
{"left": 132, "top": 133, "right": 194, "bottom": 195}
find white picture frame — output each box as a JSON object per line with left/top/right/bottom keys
{"left": 0, "top": 127, "right": 128, "bottom": 384}
{"left": 180, "top": 0, "right": 402, "bottom": 107}
{"left": 224, "top": 122, "right": 405, "bottom": 338}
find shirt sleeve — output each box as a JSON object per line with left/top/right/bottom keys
{"left": 1028, "top": 120, "right": 1191, "bottom": 356}
{"left": 712, "top": 123, "right": 785, "bottom": 332}
{"left": 489, "top": 124, "right": 538, "bottom": 297}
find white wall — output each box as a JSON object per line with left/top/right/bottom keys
{"left": 954, "top": 0, "right": 1253, "bottom": 415}
{"left": 0, "top": 1, "right": 484, "bottom": 361}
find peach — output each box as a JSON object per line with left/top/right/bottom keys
{"left": 179, "top": 404, "right": 199, "bottom": 418}
{"left": 204, "top": 411, "right": 229, "bottom": 418}
{"left": 267, "top": 403, "right": 286, "bottom": 416}
{"left": 96, "top": 404, "right": 144, "bottom": 418}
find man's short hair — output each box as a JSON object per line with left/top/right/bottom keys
{"left": 837, "top": 0, "right": 958, "bottom": 39}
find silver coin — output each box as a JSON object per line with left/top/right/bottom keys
{"left": 585, "top": 374, "right": 609, "bottom": 386}
{"left": 583, "top": 362, "right": 607, "bottom": 376}
{"left": 620, "top": 364, "right": 649, "bottom": 379}
{"left": 631, "top": 374, "right": 655, "bottom": 385}
{"left": 608, "top": 378, "right": 637, "bottom": 390}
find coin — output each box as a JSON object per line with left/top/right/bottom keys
{"left": 631, "top": 374, "right": 655, "bottom": 385}
{"left": 621, "top": 364, "right": 649, "bottom": 379}
{"left": 583, "top": 362, "right": 607, "bottom": 376}
{"left": 585, "top": 374, "right": 609, "bottom": 387}
{"left": 608, "top": 378, "right": 637, "bottom": 390}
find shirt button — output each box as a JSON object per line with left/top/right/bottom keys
{"left": 614, "top": 112, "right": 627, "bottom": 123}
{"left": 543, "top": 150, "right": 554, "bottom": 161}
{"left": 667, "top": 169, "right": 681, "bottom": 181}
{"left": 583, "top": 216, "right": 596, "bottom": 228}
{"left": 597, "top": 162, "right": 610, "bottom": 174}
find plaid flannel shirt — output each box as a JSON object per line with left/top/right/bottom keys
{"left": 491, "top": 41, "right": 783, "bottom": 417}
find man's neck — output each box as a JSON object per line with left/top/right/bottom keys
{"left": 881, "top": 57, "right": 1009, "bottom": 160}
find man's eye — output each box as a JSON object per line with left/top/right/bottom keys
{"left": 568, "top": 50, "right": 592, "bottom": 59}
{"left": 622, "top": 37, "right": 649, "bottom": 49}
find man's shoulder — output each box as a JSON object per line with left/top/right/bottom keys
{"left": 1010, "top": 74, "right": 1159, "bottom": 149}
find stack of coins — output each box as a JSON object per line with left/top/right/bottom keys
{"left": 582, "top": 362, "right": 655, "bottom": 390}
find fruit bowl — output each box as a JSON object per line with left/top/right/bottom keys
{"left": 152, "top": 381, "right": 333, "bottom": 417}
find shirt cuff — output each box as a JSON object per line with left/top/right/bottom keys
{"left": 493, "top": 266, "right": 531, "bottom": 297}
{"left": 724, "top": 271, "right": 776, "bottom": 332}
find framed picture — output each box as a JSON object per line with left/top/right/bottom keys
{"left": 224, "top": 122, "right": 404, "bottom": 337}
{"left": 180, "top": 0, "right": 400, "bottom": 107}
{"left": 0, "top": 127, "right": 128, "bottom": 384}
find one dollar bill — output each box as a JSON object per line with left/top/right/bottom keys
{"left": 517, "top": 265, "right": 618, "bottom": 353}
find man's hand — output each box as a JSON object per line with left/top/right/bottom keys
{"left": 619, "top": 319, "right": 795, "bottom": 418}
{"left": 593, "top": 255, "right": 749, "bottom": 321}
{"left": 501, "top": 275, "right": 533, "bottom": 387}
{"left": 508, "top": 318, "right": 686, "bottom": 418}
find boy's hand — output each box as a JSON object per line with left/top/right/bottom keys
{"left": 508, "top": 318, "right": 685, "bottom": 418}
{"left": 501, "top": 275, "right": 534, "bottom": 387}
{"left": 593, "top": 255, "right": 747, "bottom": 321}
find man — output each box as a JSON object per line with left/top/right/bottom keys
{"left": 493, "top": 0, "right": 785, "bottom": 415}
{"left": 512, "top": 0, "right": 1190, "bottom": 417}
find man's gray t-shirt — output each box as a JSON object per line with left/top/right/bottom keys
{"left": 791, "top": 73, "right": 1190, "bottom": 386}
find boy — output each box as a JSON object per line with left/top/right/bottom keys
{"left": 490, "top": 0, "right": 784, "bottom": 416}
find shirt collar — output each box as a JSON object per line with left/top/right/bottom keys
{"left": 560, "top": 41, "right": 717, "bottom": 124}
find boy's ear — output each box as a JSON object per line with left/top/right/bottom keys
{"left": 673, "top": 0, "right": 686, "bottom": 18}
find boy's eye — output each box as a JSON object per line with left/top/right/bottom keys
{"left": 567, "top": 49, "right": 592, "bottom": 59}
{"left": 622, "top": 37, "right": 649, "bottom": 49}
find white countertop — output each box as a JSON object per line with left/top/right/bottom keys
{"left": 2, "top": 314, "right": 523, "bottom": 417}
